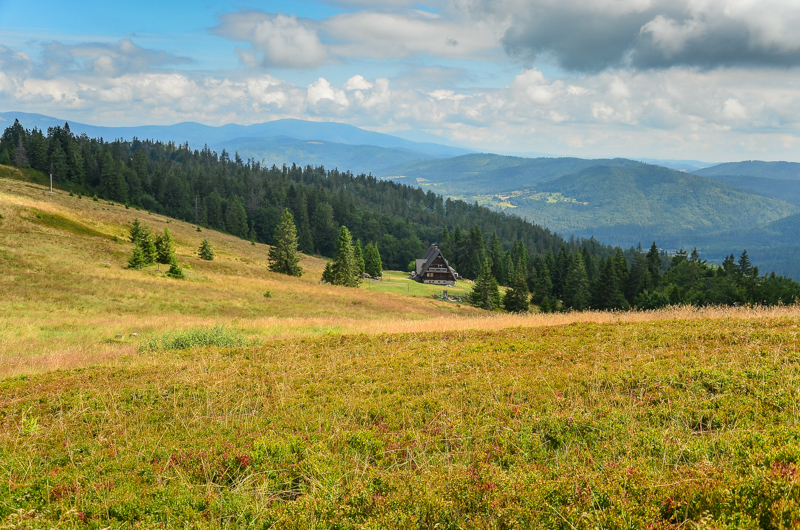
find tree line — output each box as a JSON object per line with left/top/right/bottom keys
{"left": 2, "top": 119, "right": 798, "bottom": 310}
{"left": 0, "top": 119, "right": 574, "bottom": 272}
{"left": 466, "top": 242, "right": 800, "bottom": 312}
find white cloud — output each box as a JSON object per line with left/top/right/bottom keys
{"left": 306, "top": 78, "right": 349, "bottom": 107}
{"left": 467, "top": 0, "right": 800, "bottom": 71}
{"left": 6, "top": 32, "right": 800, "bottom": 161}
{"left": 344, "top": 75, "right": 373, "bottom": 91}
{"left": 323, "top": 10, "right": 502, "bottom": 60}
{"left": 214, "top": 12, "right": 328, "bottom": 69}
{"left": 39, "top": 39, "right": 190, "bottom": 78}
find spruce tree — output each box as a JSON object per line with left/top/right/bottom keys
{"left": 738, "top": 250, "right": 753, "bottom": 277}
{"left": 354, "top": 239, "right": 365, "bottom": 276}
{"left": 321, "top": 262, "right": 335, "bottom": 284}
{"left": 130, "top": 218, "right": 145, "bottom": 244}
{"left": 166, "top": 257, "right": 184, "bottom": 279}
{"left": 127, "top": 244, "right": 147, "bottom": 270}
{"left": 464, "top": 225, "right": 486, "bottom": 279}
{"left": 140, "top": 231, "right": 158, "bottom": 266}
{"left": 364, "top": 242, "right": 383, "bottom": 277}
{"left": 198, "top": 239, "right": 214, "bottom": 260}
{"left": 467, "top": 260, "right": 501, "bottom": 311}
{"left": 595, "top": 257, "right": 629, "bottom": 310}
{"left": 646, "top": 242, "right": 662, "bottom": 285}
{"left": 225, "top": 196, "right": 249, "bottom": 238}
{"left": 489, "top": 231, "right": 505, "bottom": 285}
{"left": 328, "top": 226, "right": 359, "bottom": 287}
{"left": 268, "top": 210, "right": 302, "bottom": 276}
{"left": 563, "top": 251, "right": 590, "bottom": 310}
{"left": 155, "top": 227, "right": 176, "bottom": 267}
{"left": 502, "top": 262, "right": 530, "bottom": 312}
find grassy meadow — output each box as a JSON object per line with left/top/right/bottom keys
{"left": 3, "top": 169, "right": 800, "bottom": 527}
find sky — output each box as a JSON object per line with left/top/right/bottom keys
{"left": 3, "top": 0, "right": 800, "bottom": 161}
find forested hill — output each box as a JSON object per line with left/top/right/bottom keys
{"left": 694, "top": 161, "right": 800, "bottom": 180}
{"left": 0, "top": 119, "right": 570, "bottom": 273}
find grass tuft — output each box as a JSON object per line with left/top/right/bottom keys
{"left": 137, "top": 325, "right": 252, "bottom": 353}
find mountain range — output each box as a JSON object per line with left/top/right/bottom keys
{"left": 2, "top": 111, "right": 799, "bottom": 279}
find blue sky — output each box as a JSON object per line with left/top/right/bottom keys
{"left": 3, "top": 0, "right": 800, "bottom": 161}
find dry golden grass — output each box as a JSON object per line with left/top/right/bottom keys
{"left": 2, "top": 171, "right": 799, "bottom": 378}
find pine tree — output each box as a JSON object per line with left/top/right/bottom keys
{"left": 530, "top": 258, "right": 553, "bottom": 304}
{"left": 129, "top": 219, "right": 156, "bottom": 266}
{"left": 328, "top": 226, "right": 359, "bottom": 287}
{"left": 626, "top": 244, "right": 652, "bottom": 303}
{"left": 646, "top": 242, "right": 662, "bottom": 286}
{"left": 510, "top": 240, "right": 528, "bottom": 274}
{"left": 127, "top": 244, "right": 147, "bottom": 270}
{"left": 563, "top": 251, "right": 590, "bottom": 310}
{"left": 738, "top": 250, "right": 753, "bottom": 277}
{"left": 321, "top": 262, "right": 335, "bottom": 284}
{"left": 354, "top": 239, "right": 365, "bottom": 276}
{"left": 364, "top": 242, "right": 383, "bottom": 278}
{"left": 198, "top": 239, "right": 214, "bottom": 260}
{"left": 488, "top": 231, "right": 506, "bottom": 285}
{"left": 595, "top": 257, "right": 629, "bottom": 310}
{"left": 224, "top": 196, "right": 249, "bottom": 238}
{"left": 140, "top": 232, "right": 157, "bottom": 266}
{"left": 166, "top": 257, "right": 184, "bottom": 279}
{"left": 553, "top": 245, "right": 569, "bottom": 299}
{"left": 155, "top": 227, "right": 176, "bottom": 267}
{"left": 464, "top": 225, "right": 486, "bottom": 279}
{"left": 268, "top": 210, "right": 302, "bottom": 276}
{"left": 467, "top": 260, "right": 501, "bottom": 311}
{"left": 502, "top": 262, "right": 530, "bottom": 312}
{"left": 129, "top": 219, "right": 145, "bottom": 244}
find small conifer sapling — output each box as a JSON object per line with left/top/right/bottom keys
{"left": 198, "top": 239, "right": 214, "bottom": 260}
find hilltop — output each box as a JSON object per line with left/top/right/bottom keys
{"left": 694, "top": 160, "right": 800, "bottom": 180}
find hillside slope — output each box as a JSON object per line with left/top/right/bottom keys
{"left": 0, "top": 170, "right": 480, "bottom": 375}
{"left": 694, "top": 160, "right": 800, "bottom": 180}
{"left": 2, "top": 312, "right": 800, "bottom": 527}
{"left": 699, "top": 173, "right": 800, "bottom": 207}
{"left": 689, "top": 212, "right": 800, "bottom": 280}
{"left": 380, "top": 154, "right": 642, "bottom": 194}
{"left": 462, "top": 164, "right": 798, "bottom": 247}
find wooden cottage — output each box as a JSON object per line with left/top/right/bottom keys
{"left": 412, "top": 244, "right": 458, "bottom": 286}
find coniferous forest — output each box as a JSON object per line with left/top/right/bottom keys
{"left": 2, "top": 119, "right": 799, "bottom": 310}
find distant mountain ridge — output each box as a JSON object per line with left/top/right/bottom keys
{"left": 380, "top": 154, "right": 800, "bottom": 278}
{"left": 215, "top": 136, "right": 441, "bottom": 175}
{"left": 0, "top": 111, "right": 471, "bottom": 158}
{"left": 3, "top": 111, "right": 799, "bottom": 278}
{"left": 694, "top": 160, "right": 800, "bottom": 180}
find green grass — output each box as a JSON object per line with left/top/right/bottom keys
{"left": 0, "top": 164, "right": 51, "bottom": 186}
{"left": 2, "top": 317, "right": 800, "bottom": 528}
{"left": 29, "top": 209, "right": 110, "bottom": 239}
{"left": 137, "top": 325, "right": 255, "bottom": 353}
{"left": 361, "top": 270, "right": 473, "bottom": 299}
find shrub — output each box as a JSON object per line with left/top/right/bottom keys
{"left": 137, "top": 325, "right": 251, "bottom": 353}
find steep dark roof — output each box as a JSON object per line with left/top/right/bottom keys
{"left": 417, "top": 244, "right": 457, "bottom": 280}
